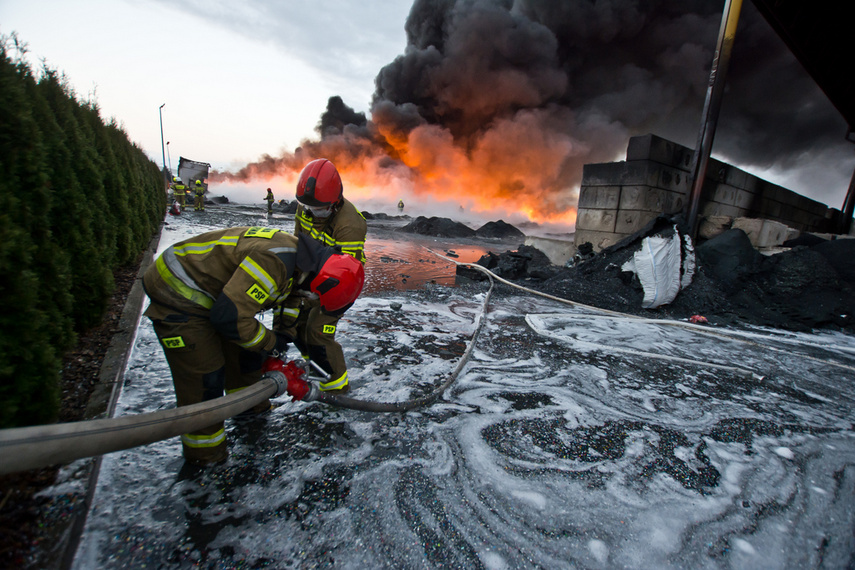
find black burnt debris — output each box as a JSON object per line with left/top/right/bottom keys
{"left": 457, "top": 215, "right": 855, "bottom": 333}
{"left": 398, "top": 216, "right": 526, "bottom": 240}
{"left": 399, "top": 216, "right": 477, "bottom": 238}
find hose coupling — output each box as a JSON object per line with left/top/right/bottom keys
{"left": 263, "top": 370, "right": 289, "bottom": 398}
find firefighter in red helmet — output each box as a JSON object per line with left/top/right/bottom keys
{"left": 143, "top": 226, "right": 364, "bottom": 465}
{"left": 274, "top": 158, "right": 367, "bottom": 393}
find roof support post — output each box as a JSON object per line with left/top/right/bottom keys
{"left": 840, "top": 155, "right": 855, "bottom": 234}
{"left": 685, "top": 0, "right": 744, "bottom": 239}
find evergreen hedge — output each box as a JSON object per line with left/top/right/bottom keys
{"left": 0, "top": 37, "right": 166, "bottom": 429}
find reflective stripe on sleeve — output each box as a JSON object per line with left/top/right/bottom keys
{"left": 274, "top": 306, "right": 300, "bottom": 319}
{"left": 239, "top": 256, "right": 277, "bottom": 295}
{"left": 237, "top": 321, "right": 267, "bottom": 349}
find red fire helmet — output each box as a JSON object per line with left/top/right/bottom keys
{"left": 296, "top": 159, "right": 343, "bottom": 208}
{"left": 310, "top": 253, "right": 365, "bottom": 313}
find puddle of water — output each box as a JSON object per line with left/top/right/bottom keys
{"left": 364, "top": 233, "right": 503, "bottom": 293}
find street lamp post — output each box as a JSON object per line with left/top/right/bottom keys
{"left": 159, "top": 103, "right": 167, "bottom": 186}
{"left": 166, "top": 141, "right": 172, "bottom": 173}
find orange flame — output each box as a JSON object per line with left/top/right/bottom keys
{"left": 212, "top": 108, "right": 585, "bottom": 229}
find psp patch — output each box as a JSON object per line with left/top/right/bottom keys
{"left": 244, "top": 227, "right": 279, "bottom": 239}
{"left": 322, "top": 324, "right": 336, "bottom": 335}
{"left": 246, "top": 283, "right": 269, "bottom": 304}
{"left": 162, "top": 336, "right": 186, "bottom": 349}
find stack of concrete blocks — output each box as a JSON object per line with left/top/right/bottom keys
{"left": 574, "top": 133, "right": 838, "bottom": 251}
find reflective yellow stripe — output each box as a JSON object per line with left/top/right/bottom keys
{"left": 239, "top": 256, "right": 277, "bottom": 295}
{"left": 182, "top": 429, "right": 225, "bottom": 448}
{"left": 237, "top": 321, "right": 267, "bottom": 349}
{"left": 173, "top": 235, "right": 239, "bottom": 256}
{"left": 340, "top": 247, "right": 365, "bottom": 261}
{"left": 297, "top": 214, "right": 365, "bottom": 260}
{"left": 274, "top": 306, "right": 300, "bottom": 320}
{"left": 319, "top": 371, "right": 348, "bottom": 391}
{"left": 156, "top": 254, "right": 214, "bottom": 309}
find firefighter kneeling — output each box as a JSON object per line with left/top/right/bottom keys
{"left": 142, "top": 227, "right": 364, "bottom": 466}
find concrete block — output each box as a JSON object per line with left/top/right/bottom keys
{"left": 711, "top": 183, "right": 740, "bottom": 207}
{"left": 733, "top": 218, "right": 790, "bottom": 247}
{"left": 626, "top": 134, "right": 694, "bottom": 170}
{"left": 524, "top": 236, "right": 576, "bottom": 266}
{"left": 777, "top": 204, "right": 797, "bottom": 222}
{"left": 733, "top": 188, "right": 756, "bottom": 210}
{"left": 759, "top": 220, "right": 791, "bottom": 247}
{"left": 619, "top": 185, "right": 670, "bottom": 211}
{"left": 583, "top": 161, "right": 663, "bottom": 188}
{"left": 759, "top": 198, "right": 783, "bottom": 218}
{"left": 758, "top": 181, "right": 787, "bottom": 203}
{"left": 698, "top": 215, "right": 733, "bottom": 240}
{"left": 706, "top": 159, "right": 729, "bottom": 183}
{"left": 618, "top": 185, "right": 645, "bottom": 210}
{"left": 573, "top": 229, "right": 622, "bottom": 252}
{"left": 800, "top": 195, "right": 830, "bottom": 217}
{"left": 742, "top": 175, "right": 759, "bottom": 193}
{"left": 732, "top": 218, "right": 763, "bottom": 244}
{"left": 575, "top": 208, "right": 617, "bottom": 232}
{"left": 664, "top": 190, "right": 686, "bottom": 214}
{"left": 582, "top": 162, "right": 630, "bottom": 186}
{"left": 615, "top": 210, "right": 658, "bottom": 234}
{"left": 701, "top": 202, "right": 742, "bottom": 218}
{"left": 657, "top": 166, "right": 691, "bottom": 194}
{"left": 578, "top": 185, "right": 620, "bottom": 209}
{"left": 723, "top": 166, "right": 749, "bottom": 190}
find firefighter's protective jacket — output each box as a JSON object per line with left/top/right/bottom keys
{"left": 294, "top": 198, "right": 366, "bottom": 262}
{"left": 143, "top": 226, "right": 306, "bottom": 353}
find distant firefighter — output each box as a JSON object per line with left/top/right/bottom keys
{"left": 266, "top": 188, "right": 275, "bottom": 213}
{"left": 171, "top": 177, "right": 187, "bottom": 210}
{"left": 194, "top": 180, "right": 205, "bottom": 211}
{"left": 398, "top": 199, "right": 404, "bottom": 212}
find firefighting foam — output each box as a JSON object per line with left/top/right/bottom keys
{"left": 211, "top": 0, "right": 849, "bottom": 227}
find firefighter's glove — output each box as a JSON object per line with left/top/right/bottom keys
{"left": 270, "top": 333, "right": 293, "bottom": 360}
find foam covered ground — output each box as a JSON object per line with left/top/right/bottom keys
{"left": 61, "top": 206, "right": 855, "bottom": 569}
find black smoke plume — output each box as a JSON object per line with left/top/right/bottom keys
{"left": 213, "top": 0, "right": 851, "bottom": 213}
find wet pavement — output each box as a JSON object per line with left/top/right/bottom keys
{"left": 51, "top": 205, "right": 855, "bottom": 569}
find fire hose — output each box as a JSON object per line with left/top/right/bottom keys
{"left": 0, "top": 271, "right": 495, "bottom": 475}
{"left": 0, "top": 374, "right": 288, "bottom": 475}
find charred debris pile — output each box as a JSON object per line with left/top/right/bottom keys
{"left": 406, "top": 215, "right": 855, "bottom": 333}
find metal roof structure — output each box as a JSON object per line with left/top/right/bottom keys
{"left": 752, "top": 0, "right": 855, "bottom": 136}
